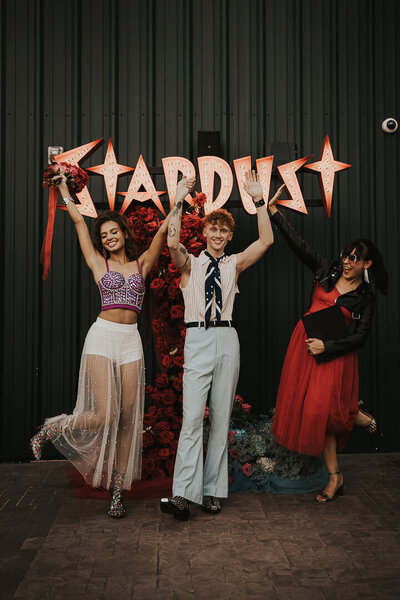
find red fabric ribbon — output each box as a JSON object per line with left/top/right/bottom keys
{"left": 40, "top": 186, "right": 59, "bottom": 280}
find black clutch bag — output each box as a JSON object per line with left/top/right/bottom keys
{"left": 302, "top": 305, "right": 349, "bottom": 364}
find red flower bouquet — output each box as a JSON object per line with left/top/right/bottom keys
{"left": 43, "top": 162, "right": 89, "bottom": 194}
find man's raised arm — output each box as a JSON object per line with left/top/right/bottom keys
{"left": 236, "top": 172, "right": 284, "bottom": 273}
{"left": 167, "top": 177, "right": 196, "bottom": 274}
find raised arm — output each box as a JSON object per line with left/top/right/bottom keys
{"left": 56, "top": 175, "right": 102, "bottom": 273}
{"left": 269, "top": 191, "right": 329, "bottom": 273}
{"left": 140, "top": 211, "right": 178, "bottom": 279}
{"left": 235, "top": 171, "right": 276, "bottom": 273}
{"left": 167, "top": 177, "right": 196, "bottom": 277}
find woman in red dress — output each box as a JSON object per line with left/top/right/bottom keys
{"left": 269, "top": 194, "right": 388, "bottom": 503}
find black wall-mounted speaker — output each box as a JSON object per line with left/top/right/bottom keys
{"left": 197, "top": 131, "right": 221, "bottom": 157}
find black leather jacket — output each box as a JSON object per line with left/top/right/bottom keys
{"left": 271, "top": 210, "right": 376, "bottom": 362}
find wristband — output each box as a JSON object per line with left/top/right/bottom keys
{"left": 63, "top": 196, "right": 74, "bottom": 206}
{"left": 254, "top": 198, "right": 265, "bottom": 208}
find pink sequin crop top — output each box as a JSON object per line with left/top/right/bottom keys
{"left": 98, "top": 259, "right": 145, "bottom": 314}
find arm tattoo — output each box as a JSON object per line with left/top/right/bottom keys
{"left": 179, "top": 247, "right": 187, "bottom": 255}
{"left": 178, "top": 255, "right": 189, "bottom": 270}
{"left": 172, "top": 200, "right": 183, "bottom": 216}
{"left": 168, "top": 225, "right": 177, "bottom": 237}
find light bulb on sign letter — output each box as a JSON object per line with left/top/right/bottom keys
{"left": 197, "top": 156, "right": 233, "bottom": 214}
{"left": 118, "top": 155, "right": 166, "bottom": 215}
{"left": 233, "top": 157, "right": 255, "bottom": 215}
{"left": 55, "top": 138, "right": 105, "bottom": 217}
{"left": 86, "top": 138, "right": 134, "bottom": 211}
{"left": 162, "top": 157, "right": 196, "bottom": 208}
{"left": 255, "top": 156, "right": 274, "bottom": 207}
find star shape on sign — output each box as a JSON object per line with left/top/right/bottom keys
{"left": 119, "top": 154, "right": 166, "bottom": 216}
{"left": 305, "top": 135, "right": 351, "bottom": 218}
{"left": 86, "top": 138, "right": 134, "bottom": 211}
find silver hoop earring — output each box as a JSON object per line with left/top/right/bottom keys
{"left": 364, "top": 268, "right": 369, "bottom": 283}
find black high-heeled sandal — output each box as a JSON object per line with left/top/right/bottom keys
{"left": 358, "top": 409, "right": 377, "bottom": 433}
{"left": 357, "top": 401, "right": 377, "bottom": 433}
{"left": 315, "top": 471, "right": 344, "bottom": 503}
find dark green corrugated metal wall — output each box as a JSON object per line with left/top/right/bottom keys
{"left": 1, "top": 0, "right": 399, "bottom": 460}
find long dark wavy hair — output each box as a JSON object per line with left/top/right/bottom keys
{"left": 341, "top": 238, "right": 388, "bottom": 295}
{"left": 92, "top": 211, "right": 139, "bottom": 261}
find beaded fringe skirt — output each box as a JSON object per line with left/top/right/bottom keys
{"left": 45, "top": 318, "right": 145, "bottom": 490}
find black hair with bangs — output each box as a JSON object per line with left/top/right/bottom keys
{"left": 341, "top": 238, "right": 388, "bottom": 295}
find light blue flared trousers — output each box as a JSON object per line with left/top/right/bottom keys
{"left": 172, "top": 326, "right": 240, "bottom": 504}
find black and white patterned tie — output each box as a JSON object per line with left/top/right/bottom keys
{"left": 204, "top": 251, "right": 224, "bottom": 328}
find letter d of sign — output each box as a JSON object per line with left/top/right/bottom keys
{"left": 197, "top": 156, "right": 233, "bottom": 215}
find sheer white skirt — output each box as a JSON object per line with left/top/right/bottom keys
{"left": 45, "top": 317, "right": 145, "bottom": 490}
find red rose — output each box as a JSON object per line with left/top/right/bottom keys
{"left": 160, "top": 448, "right": 170, "bottom": 459}
{"left": 173, "top": 355, "right": 184, "bottom": 368}
{"left": 155, "top": 373, "right": 169, "bottom": 389}
{"left": 155, "top": 421, "right": 169, "bottom": 431}
{"left": 150, "top": 278, "right": 164, "bottom": 290}
{"left": 228, "top": 430, "right": 236, "bottom": 444}
{"left": 235, "top": 394, "right": 244, "bottom": 405}
{"left": 170, "top": 304, "right": 184, "bottom": 320}
{"left": 162, "top": 355, "right": 173, "bottom": 369}
{"left": 229, "top": 448, "right": 239, "bottom": 459}
{"left": 242, "top": 463, "right": 253, "bottom": 477}
{"left": 242, "top": 403, "right": 252, "bottom": 413}
{"left": 160, "top": 390, "right": 177, "bottom": 406}
{"left": 159, "top": 430, "right": 174, "bottom": 444}
{"left": 203, "top": 407, "right": 210, "bottom": 420}
{"left": 167, "top": 286, "right": 180, "bottom": 300}
{"left": 168, "top": 263, "right": 179, "bottom": 275}
{"left": 172, "top": 375, "right": 183, "bottom": 393}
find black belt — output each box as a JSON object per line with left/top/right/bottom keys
{"left": 186, "top": 320, "right": 236, "bottom": 328}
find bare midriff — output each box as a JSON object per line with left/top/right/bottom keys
{"left": 98, "top": 308, "right": 139, "bottom": 325}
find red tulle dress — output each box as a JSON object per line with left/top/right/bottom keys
{"left": 272, "top": 282, "right": 359, "bottom": 456}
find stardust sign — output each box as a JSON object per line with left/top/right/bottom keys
{"left": 51, "top": 135, "right": 350, "bottom": 221}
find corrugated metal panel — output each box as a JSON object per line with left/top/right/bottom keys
{"left": 1, "top": 0, "right": 399, "bottom": 460}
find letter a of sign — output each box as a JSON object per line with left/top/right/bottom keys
{"left": 197, "top": 156, "right": 233, "bottom": 215}
{"left": 119, "top": 155, "right": 166, "bottom": 215}
{"left": 55, "top": 138, "right": 105, "bottom": 217}
{"left": 162, "top": 157, "right": 196, "bottom": 208}
{"left": 277, "top": 156, "right": 313, "bottom": 214}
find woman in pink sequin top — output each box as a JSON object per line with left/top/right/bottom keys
{"left": 31, "top": 174, "right": 195, "bottom": 518}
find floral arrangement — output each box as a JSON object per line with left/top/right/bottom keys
{"left": 43, "top": 162, "right": 89, "bottom": 194}
{"left": 208, "top": 397, "right": 323, "bottom": 486}
{"left": 126, "top": 194, "right": 206, "bottom": 479}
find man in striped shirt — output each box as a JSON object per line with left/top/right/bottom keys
{"left": 160, "top": 172, "right": 282, "bottom": 520}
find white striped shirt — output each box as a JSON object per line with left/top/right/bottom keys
{"left": 181, "top": 251, "right": 239, "bottom": 322}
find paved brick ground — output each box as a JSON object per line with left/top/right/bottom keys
{"left": 1, "top": 454, "right": 400, "bottom": 599}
